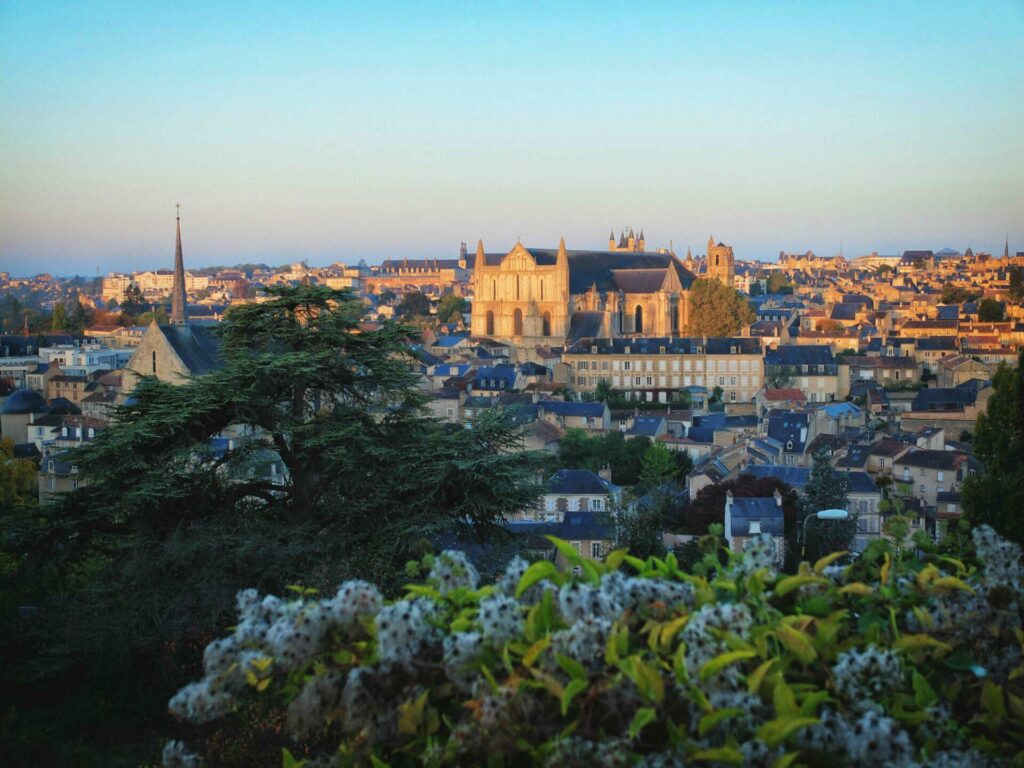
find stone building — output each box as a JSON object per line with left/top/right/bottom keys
{"left": 469, "top": 238, "right": 697, "bottom": 351}
{"left": 705, "top": 236, "right": 735, "bottom": 288}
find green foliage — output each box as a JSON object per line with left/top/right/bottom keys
{"left": 801, "top": 450, "right": 854, "bottom": 562}
{"left": 556, "top": 429, "right": 650, "bottom": 486}
{"left": 397, "top": 291, "right": 431, "bottom": 318}
{"left": 120, "top": 282, "right": 147, "bottom": 323}
{"left": 0, "top": 438, "right": 37, "bottom": 506}
{"left": 978, "top": 298, "right": 1005, "bottom": 322}
{"left": 50, "top": 301, "right": 68, "bottom": 330}
{"left": 165, "top": 526, "right": 1024, "bottom": 767}
{"left": 434, "top": 294, "right": 469, "bottom": 324}
{"left": 767, "top": 271, "right": 792, "bottom": 293}
{"left": 940, "top": 285, "right": 980, "bottom": 304}
{"left": 684, "top": 279, "right": 756, "bottom": 337}
{"left": 0, "top": 285, "right": 543, "bottom": 765}
{"left": 963, "top": 352, "right": 1024, "bottom": 544}
{"left": 766, "top": 365, "right": 795, "bottom": 389}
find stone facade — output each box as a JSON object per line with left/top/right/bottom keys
{"left": 469, "top": 239, "right": 696, "bottom": 351}
{"left": 705, "top": 235, "right": 735, "bottom": 288}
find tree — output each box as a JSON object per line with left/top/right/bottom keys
{"left": 435, "top": 294, "right": 469, "bottom": 324}
{"left": 120, "top": 283, "right": 147, "bottom": 323}
{"left": 397, "top": 291, "right": 431, "bottom": 318}
{"left": 1009, "top": 267, "right": 1024, "bottom": 301}
{"left": 67, "top": 295, "right": 91, "bottom": 332}
{"left": 593, "top": 378, "right": 613, "bottom": 403}
{"left": 638, "top": 442, "right": 678, "bottom": 492}
{"left": 749, "top": 281, "right": 765, "bottom": 297}
{"left": 2, "top": 285, "right": 543, "bottom": 763}
{"left": 940, "top": 285, "right": 979, "bottom": 304}
{"left": 709, "top": 385, "right": 724, "bottom": 404}
{"left": 0, "top": 438, "right": 36, "bottom": 505}
{"left": 137, "top": 306, "right": 169, "bottom": 325}
{"left": 379, "top": 289, "right": 397, "bottom": 304}
{"left": 684, "top": 279, "right": 756, "bottom": 336}
{"left": 767, "top": 271, "right": 791, "bottom": 293}
{"left": 978, "top": 298, "right": 1005, "bottom": 322}
{"left": 610, "top": 499, "right": 667, "bottom": 559}
{"left": 801, "top": 450, "right": 855, "bottom": 561}
{"left": 963, "top": 352, "right": 1024, "bottom": 544}
{"left": 767, "top": 365, "right": 796, "bottom": 389}
{"left": 50, "top": 302, "right": 68, "bottom": 330}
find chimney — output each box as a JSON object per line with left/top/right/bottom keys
{"left": 598, "top": 465, "right": 612, "bottom": 482}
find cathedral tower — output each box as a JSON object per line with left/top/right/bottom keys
{"left": 170, "top": 203, "right": 187, "bottom": 325}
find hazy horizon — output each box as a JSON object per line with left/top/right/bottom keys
{"left": 2, "top": 1, "right": 1022, "bottom": 277}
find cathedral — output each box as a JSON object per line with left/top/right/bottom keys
{"left": 469, "top": 236, "right": 701, "bottom": 350}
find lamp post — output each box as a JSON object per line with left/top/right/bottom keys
{"left": 801, "top": 508, "right": 849, "bottom": 558}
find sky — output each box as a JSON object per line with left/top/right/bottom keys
{"left": 1, "top": 1, "right": 1022, "bottom": 277}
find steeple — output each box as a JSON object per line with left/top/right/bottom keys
{"left": 708, "top": 235, "right": 715, "bottom": 249}
{"left": 557, "top": 237, "right": 568, "bottom": 267}
{"left": 170, "top": 203, "right": 187, "bottom": 325}
{"left": 474, "top": 239, "right": 486, "bottom": 270}
{"left": 1005, "top": 234, "right": 1010, "bottom": 259}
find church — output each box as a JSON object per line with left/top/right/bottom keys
{"left": 469, "top": 234, "right": 733, "bottom": 351}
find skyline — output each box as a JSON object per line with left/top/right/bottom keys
{"left": 2, "top": 1, "right": 1023, "bottom": 275}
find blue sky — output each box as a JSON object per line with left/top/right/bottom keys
{"left": 1, "top": 0, "right": 1022, "bottom": 276}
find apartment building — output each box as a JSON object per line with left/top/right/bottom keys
{"left": 563, "top": 337, "right": 764, "bottom": 404}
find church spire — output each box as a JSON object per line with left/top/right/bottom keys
{"left": 1005, "top": 233, "right": 1010, "bottom": 259}
{"left": 170, "top": 203, "right": 187, "bottom": 325}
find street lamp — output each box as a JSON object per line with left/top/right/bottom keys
{"left": 801, "top": 508, "right": 849, "bottom": 557}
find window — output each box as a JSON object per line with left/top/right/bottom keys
{"left": 590, "top": 498, "right": 604, "bottom": 511}
{"left": 513, "top": 308, "right": 523, "bottom": 336}
{"left": 591, "top": 542, "right": 602, "bottom": 558}
{"left": 542, "top": 312, "right": 551, "bottom": 336}
{"left": 937, "top": 470, "right": 944, "bottom": 482}
{"left": 568, "top": 497, "right": 579, "bottom": 512}
{"left": 634, "top": 376, "right": 642, "bottom": 386}
{"left": 623, "top": 360, "right": 631, "bottom": 371}
{"left": 546, "top": 497, "right": 555, "bottom": 512}
{"left": 486, "top": 311, "right": 494, "bottom": 336}
{"left": 571, "top": 541, "right": 582, "bottom": 554}
{"left": 152, "top": 350, "right": 157, "bottom": 374}
{"left": 49, "top": 477, "right": 56, "bottom": 491}
{"left": 634, "top": 305, "right": 643, "bottom": 334}
{"left": 646, "top": 376, "right": 653, "bottom": 386}
{"left": 572, "top": 566, "right": 582, "bottom": 576}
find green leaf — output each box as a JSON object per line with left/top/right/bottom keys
{"left": 771, "top": 753, "right": 799, "bottom": 768}
{"left": 757, "top": 716, "right": 819, "bottom": 747}
{"left": 699, "top": 650, "right": 757, "bottom": 682}
{"left": 516, "top": 560, "right": 557, "bottom": 598}
{"left": 690, "top": 746, "right": 744, "bottom": 764}
{"left": 398, "top": 689, "right": 429, "bottom": 735}
{"left": 775, "top": 624, "right": 817, "bottom": 664}
{"left": 982, "top": 681, "right": 1007, "bottom": 723}
{"left": 545, "top": 536, "right": 583, "bottom": 566}
{"left": 747, "top": 658, "right": 777, "bottom": 694}
{"left": 912, "top": 670, "right": 938, "bottom": 708}
{"left": 369, "top": 757, "right": 390, "bottom": 768}
{"left": 523, "top": 636, "right": 550, "bottom": 668}
{"left": 772, "top": 677, "right": 799, "bottom": 717}
{"left": 628, "top": 707, "right": 657, "bottom": 740}
{"left": 282, "top": 748, "right": 307, "bottom": 768}
{"left": 556, "top": 653, "right": 588, "bottom": 681}
{"left": 561, "top": 678, "right": 588, "bottom": 715}
{"left": 799, "top": 690, "right": 830, "bottom": 717}
{"left": 604, "top": 548, "right": 628, "bottom": 570}
{"left": 775, "top": 574, "right": 828, "bottom": 597}
{"left": 698, "top": 707, "right": 743, "bottom": 737}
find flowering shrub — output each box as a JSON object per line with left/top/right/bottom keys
{"left": 164, "top": 528, "right": 1024, "bottom": 767}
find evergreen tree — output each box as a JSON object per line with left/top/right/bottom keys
{"left": 801, "top": 449, "right": 855, "bottom": 560}
{"left": 639, "top": 442, "right": 678, "bottom": 492}
{"left": 50, "top": 301, "right": 68, "bottom": 330}
{"left": 963, "top": 352, "right": 1024, "bottom": 544}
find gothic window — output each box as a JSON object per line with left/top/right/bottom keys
{"left": 486, "top": 310, "right": 495, "bottom": 336}
{"left": 516, "top": 276, "right": 520, "bottom": 300}
{"left": 634, "top": 304, "right": 643, "bottom": 334}
{"left": 540, "top": 279, "right": 544, "bottom": 300}
{"left": 491, "top": 279, "right": 496, "bottom": 299}
{"left": 715, "top": 255, "right": 720, "bottom": 266}
{"left": 542, "top": 312, "right": 551, "bottom": 337}
{"left": 514, "top": 308, "right": 523, "bottom": 336}
{"left": 152, "top": 350, "right": 157, "bottom": 374}
{"left": 671, "top": 303, "right": 679, "bottom": 333}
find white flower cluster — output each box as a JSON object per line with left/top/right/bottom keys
{"left": 496, "top": 555, "right": 530, "bottom": 597}
{"left": 552, "top": 615, "right": 612, "bottom": 671}
{"left": 338, "top": 664, "right": 401, "bottom": 739}
{"left": 798, "top": 705, "right": 914, "bottom": 766}
{"left": 375, "top": 597, "right": 441, "bottom": 664}
{"left": 429, "top": 549, "right": 479, "bottom": 595}
{"left": 832, "top": 645, "right": 902, "bottom": 705}
{"left": 442, "top": 631, "right": 484, "bottom": 688}
{"left": 634, "top": 753, "right": 687, "bottom": 768}
{"left": 161, "top": 739, "right": 204, "bottom": 768}
{"left": 681, "top": 602, "right": 753, "bottom": 689}
{"left": 739, "top": 533, "right": 779, "bottom": 578}
{"left": 973, "top": 525, "right": 1023, "bottom": 588}
{"left": 167, "top": 579, "right": 383, "bottom": 730}
{"left": 478, "top": 593, "right": 523, "bottom": 647}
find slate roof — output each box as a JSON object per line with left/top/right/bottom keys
{"left": 767, "top": 412, "right": 809, "bottom": 453}
{"left": 2, "top": 389, "right": 48, "bottom": 414}
{"left": 473, "top": 365, "right": 518, "bottom": 391}
{"left": 539, "top": 400, "right": 606, "bottom": 418}
{"left": 911, "top": 387, "right": 978, "bottom": 412}
{"left": 742, "top": 465, "right": 810, "bottom": 489}
{"left": 567, "top": 312, "right": 605, "bottom": 342}
{"left": 728, "top": 497, "right": 784, "bottom": 536}
{"left": 508, "top": 511, "right": 613, "bottom": 542}
{"left": 547, "top": 469, "right": 618, "bottom": 496}
{"left": 157, "top": 324, "right": 222, "bottom": 375}
{"left": 765, "top": 345, "right": 836, "bottom": 367}
{"left": 896, "top": 449, "right": 962, "bottom": 470}
{"left": 846, "top": 471, "right": 881, "bottom": 494}
{"left": 629, "top": 416, "right": 665, "bottom": 437}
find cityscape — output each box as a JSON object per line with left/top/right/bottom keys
{"left": 1, "top": 2, "right": 1023, "bottom": 767}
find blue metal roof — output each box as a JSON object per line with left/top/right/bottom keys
{"left": 742, "top": 465, "right": 810, "bottom": 489}
{"left": 541, "top": 401, "right": 606, "bottom": 417}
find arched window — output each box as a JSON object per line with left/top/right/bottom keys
{"left": 671, "top": 302, "right": 679, "bottom": 333}
{"left": 715, "top": 255, "right": 720, "bottom": 266}
{"left": 486, "top": 310, "right": 495, "bottom": 336}
{"left": 634, "top": 304, "right": 643, "bottom": 334}
{"left": 516, "top": 276, "right": 520, "bottom": 300}
{"left": 491, "top": 279, "right": 496, "bottom": 298}
{"left": 151, "top": 350, "right": 157, "bottom": 374}
{"left": 542, "top": 312, "right": 551, "bottom": 336}
{"left": 540, "top": 279, "right": 544, "bottom": 300}
{"left": 513, "top": 308, "right": 523, "bottom": 336}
